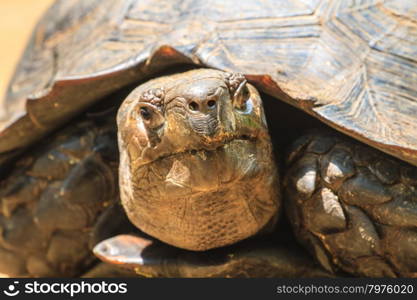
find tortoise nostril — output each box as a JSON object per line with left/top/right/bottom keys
{"left": 189, "top": 101, "right": 199, "bottom": 111}
{"left": 207, "top": 100, "right": 216, "bottom": 108}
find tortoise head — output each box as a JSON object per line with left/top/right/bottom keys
{"left": 117, "top": 69, "right": 279, "bottom": 251}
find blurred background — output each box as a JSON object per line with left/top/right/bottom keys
{"left": 0, "top": 0, "right": 54, "bottom": 100}
{"left": 0, "top": 1, "right": 53, "bottom": 276}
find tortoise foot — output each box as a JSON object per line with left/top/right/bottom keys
{"left": 284, "top": 131, "right": 417, "bottom": 277}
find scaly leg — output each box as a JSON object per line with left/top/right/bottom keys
{"left": 0, "top": 118, "right": 119, "bottom": 277}
{"left": 284, "top": 131, "right": 417, "bottom": 277}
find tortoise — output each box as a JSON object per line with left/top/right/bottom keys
{"left": 0, "top": 0, "right": 416, "bottom": 278}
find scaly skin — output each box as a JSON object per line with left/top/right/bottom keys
{"left": 0, "top": 116, "right": 119, "bottom": 277}
{"left": 285, "top": 131, "right": 417, "bottom": 277}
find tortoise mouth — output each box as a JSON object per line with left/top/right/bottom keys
{"left": 139, "top": 134, "right": 258, "bottom": 170}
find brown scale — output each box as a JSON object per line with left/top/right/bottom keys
{"left": 284, "top": 132, "right": 417, "bottom": 277}
{"left": 0, "top": 119, "right": 119, "bottom": 277}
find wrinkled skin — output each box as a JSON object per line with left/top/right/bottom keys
{"left": 117, "top": 69, "right": 279, "bottom": 251}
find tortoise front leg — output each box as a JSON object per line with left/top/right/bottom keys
{"left": 0, "top": 120, "right": 119, "bottom": 277}
{"left": 284, "top": 131, "right": 417, "bottom": 277}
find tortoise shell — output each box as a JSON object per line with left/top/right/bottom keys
{"left": 1, "top": 0, "right": 416, "bottom": 166}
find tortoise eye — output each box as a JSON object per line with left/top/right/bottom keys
{"left": 240, "top": 85, "right": 250, "bottom": 101}
{"left": 140, "top": 107, "right": 152, "bottom": 120}
{"left": 234, "top": 82, "right": 250, "bottom": 110}
{"left": 136, "top": 103, "right": 165, "bottom": 129}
